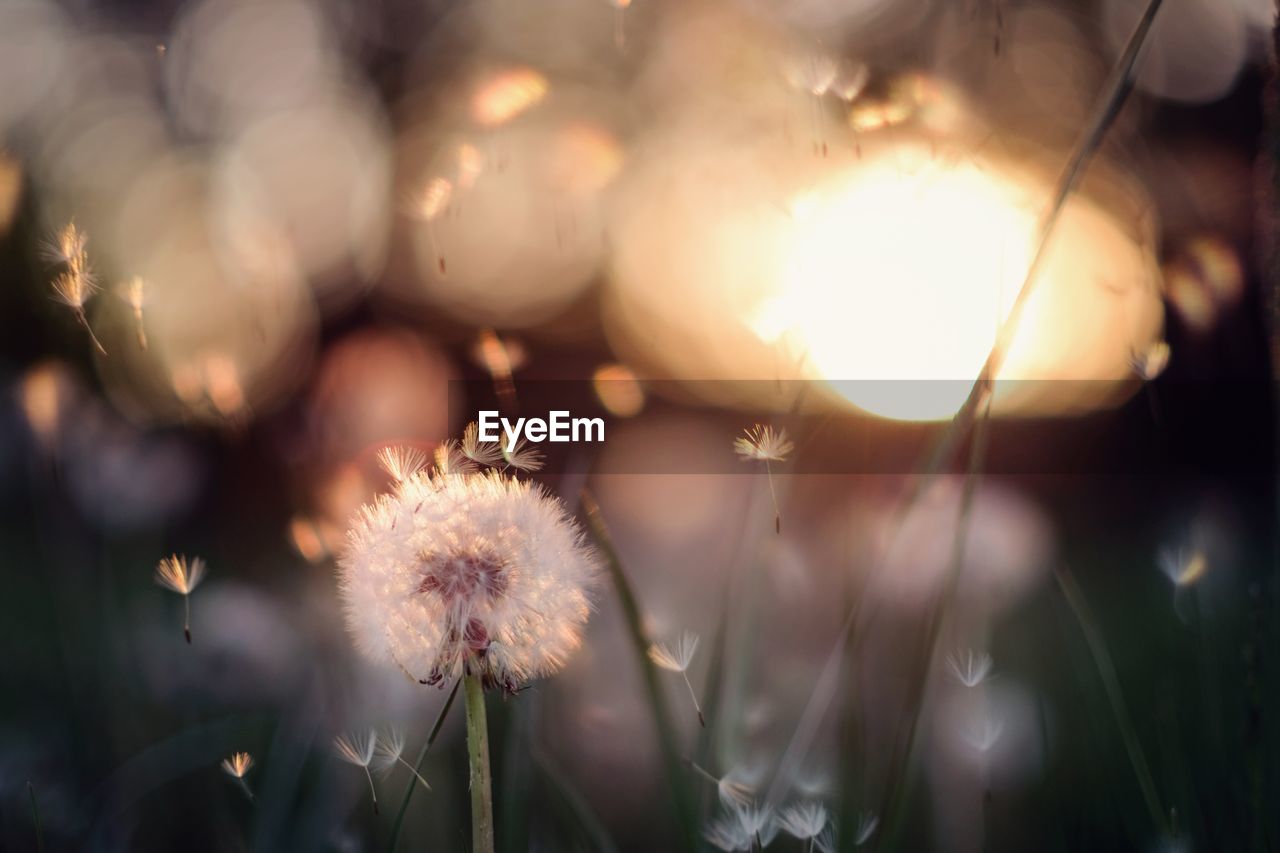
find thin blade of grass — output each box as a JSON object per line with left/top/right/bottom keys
{"left": 28, "top": 781, "right": 44, "bottom": 853}
{"left": 388, "top": 678, "right": 461, "bottom": 853}
{"left": 531, "top": 743, "right": 621, "bottom": 853}
{"left": 762, "top": 0, "right": 1167, "bottom": 816}
{"left": 875, "top": 391, "right": 991, "bottom": 852}
{"left": 581, "top": 490, "right": 698, "bottom": 850}
{"left": 1054, "top": 564, "right": 1169, "bottom": 836}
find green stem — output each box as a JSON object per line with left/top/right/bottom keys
{"left": 464, "top": 669, "right": 495, "bottom": 853}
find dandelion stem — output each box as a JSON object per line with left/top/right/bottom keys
{"left": 183, "top": 594, "right": 192, "bottom": 645}
{"left": 388, "top": 679, "right": 460, "bottom": 853}
{"left": 28, "top": 781, "right": 44, "bottom": 853}
{"left": 236, "top": 776, "right": 255, "bottom": 803}
{"left": 463, "top": 667, "right": 495, "bottom": 853}
{"left": 1054, "top": 564, "right": 1169, "bottom": 835}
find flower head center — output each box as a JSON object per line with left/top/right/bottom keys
{"left": 416, "top": 544, "right": 509, "bottom": 604}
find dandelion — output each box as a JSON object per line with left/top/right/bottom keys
{"left": 1130, "top": 341, "right": 1171, "bottom": 381}
{"left": 154, "top": 555, "right": 207, "bottom": 644}
{"left": 686, "top": 760, "right": 754, "bottom": 807}
{"left": 334, "top": 730, "right": 380, "bottom": 815}
{"left": 649, "top": 631, "right": 705, "bottom": 727}
{"left": 374, "top": 728, "right": 431, "bottom": 790}
{"left": 433, "top": 440, "right": 478, "bottom": 477}
{"left": 220, "top": 752, "right": 255, "bottom": 802}
{"left": 783, "top": 50, "right": 838, "bottom": 156}
{"left": 734, "top": 425, "right": 793, "bottom": 534}
{"left": 780, "top": 802, "right": 828, "bottom": 851}
{"left": 45, "top": 222, "right": 106, "bottom": 355}
{"left": 339, "top": 442, "right": 600, "bottom": 853}
{"left": 946, "top": 649, "right": 994, "bottom": 688}
{"left": 377, "top": 445, "right": 431, "bottom": 483}
{"left": 119, "top": 276, "right": 147, "bottom": 349}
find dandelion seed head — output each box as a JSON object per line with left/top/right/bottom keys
{"left": 155, "top": 554, "right": 207, "bottom": 596}
{"left": 339, "top": 468, "right": 599, "bottom": 691}
{"left": 706, "top": 803, "right": 778, "bottom": 851}
{"left": 648, "top": 630, "right": 700, "bottom": 673}
{"left": 221, "top": 751, "right": 254, "bottom": 778}
{"left": 779, "top": 801, "right": 828, "bottom": 840}
{"left": 734, "top": 425, "right": 794, "bottom": 463}
{"left": 717, "top": 777, "right": 754, "bottom": 808}
{"left": 946, "top": 648, "right": 994, "bottom": 688}
{"left": 333, "top": 730, "right": 378, "bottom": 767}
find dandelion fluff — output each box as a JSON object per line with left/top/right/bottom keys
{"left": 339, "top": 468, "right": 599, "bottom": 692}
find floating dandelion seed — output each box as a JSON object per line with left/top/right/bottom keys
{"left": 434, "top": 440, "right": 479, "bottom": 477}
{"left": 501, "top": 437, "right": 544, "bottom": 472}
{"left": 854, "top": 812, "right": 880, "bottom": 846}
{"left": 377, "top": 446, "right": 431, "bottom": 483}
{"left": 456, "top": 143, "right": 484, "bottom": 189}
{"left": 1130, "top": 341, "right": 1171, "bottom": 381}
{"left": 1158, "top": 544, "right": 1208, "bottom": 588}
{"left": 686, "top": 760, "right": 753, "bottom": 807}
{"left": 42, "top": 221, "right": 88, "bottom": 266}
{"left": 649, "top": 631, "right": 705, "bottom": 727}
{"left": 45, "top": 222, "right": 107, "bottom": 355}
{"left": 405, "top": 177, "right": 452, "bottom": 274}
{"left": 334, "top": 730, "right": 380, "bottom": 815}
{"left": 118, "top": 276, "right": 147, "bottom": 349}
{"left": 473, "top": 329, "right": 523, "bottom": 411}
{"left": 706, "top": 803, "right": 777, "bottom": 851}
{"left": 832, "top": 61, "right": 870, "bottom": 157}
{"left": 784, "top": 51, "right": 838, "bottom": 156}
{"left": 220, "top": 752, "right": 255, "bottom": 801}
{"left": 780, "top": 801, "right": 829, "bottom": 849}
{"left": 374, "top": 728, "right": 432, "bottom": 790}
{"left": 154, "top": 555, "right": 207, "bottom": 644}
{"left": 461, "top": 421, "right": 505, "bottom": 469}
{"left": 946, "top": 649, "right": 994, "bottom": 688}
{"left": 735, "top": 425, "right": 793, "bottom": 534}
